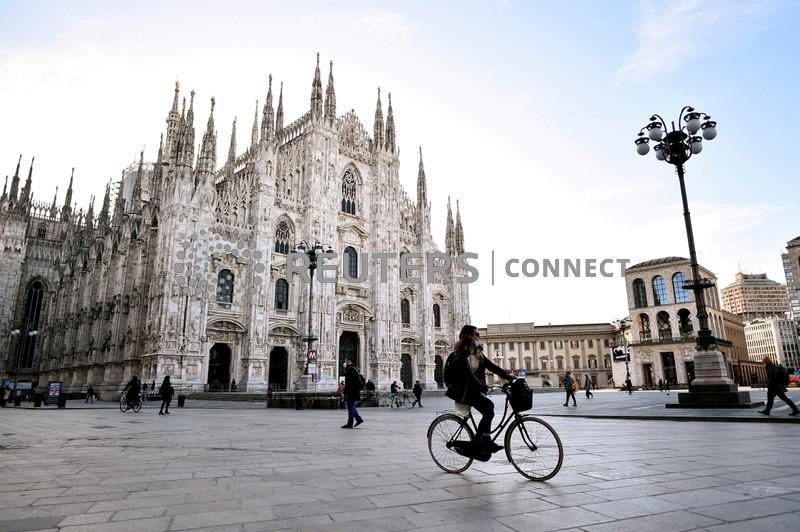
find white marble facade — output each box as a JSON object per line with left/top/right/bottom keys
{"left": 0, "top": 55, "right": 470, "bottom": 392}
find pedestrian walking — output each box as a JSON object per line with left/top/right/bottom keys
{"left": 341, "top": 357, "right": 364, "bottom": 429}
{"left": 336, "top": 379, "right": 345, "bottom": 409}
{"left": 141, "top": 382, "right": 148, "bottom": 402}
{"left": 664, "top": 378, "right": 671, "bottom": 395}
{"left": 759, "top": 356, "right": 800, "bottom": 416}
{"left": 412, "top": 380, "right": 423, "bottom": 407}
{"left": 158, "top": 375, "right": 174, "bottom": 415}
{"left": 584, "top": 375, "right": 593, "bottom": 399}
{"left": 625, "top": 377, "right": 633, "bottom": 395}
{"left": 85, "top": 384, "right": 95, "bottom": 404}
{"left": 563, "top": 371, "right": 577, "bottom": 407}
{"left": 658, "top": 378, "right": 663, "bottom": 392}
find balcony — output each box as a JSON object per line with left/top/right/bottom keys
{"left": 631, "top": 335, "right": 696, "bottom": 347}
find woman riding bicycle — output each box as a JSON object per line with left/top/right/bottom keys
{"left": 445, "top": 325, "right": 514, "bottom": 453}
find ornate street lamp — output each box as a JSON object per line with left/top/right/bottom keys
{"left": 294, "top": 240, "right": 334, "bottom": 381}
{"left": 634, "top": 107, "right": 756, "bottom": 407}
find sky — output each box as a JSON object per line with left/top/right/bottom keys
{"left": 1, "top": 0, "right": 798, "bottom": 328}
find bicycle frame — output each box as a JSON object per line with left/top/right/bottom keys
{"left": 451, "top": 385, "right": 521, "bottom": 444}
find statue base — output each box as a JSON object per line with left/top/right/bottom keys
{"left": 665, "top": 349, "right": 763, "bottom": 409}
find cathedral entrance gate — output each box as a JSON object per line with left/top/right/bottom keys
{"left": 268, "top": 347, "right": 289, "bottom": 391}
{"left": 338, "top": 332, "right": 360, "bottom": 378}
{"left": 208, "top": 343, "right": 232, "bottom": 391}
{"left": 434, "top": 355, "right": 444, "bottom": 389}
{"left": 401, "top": 353, "right": 412, "bottom": 389}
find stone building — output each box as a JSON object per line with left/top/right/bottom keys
{"left": 744, "top": 317, "right": 800, "bottom": 370}
{"left": 623, "top": 257, "right": 750, "bottom": 386}
{"left": 477, "top": 322, "right": 617, "bottom": 388}
{"left": 721, "top": 272, "right": 790, "bottom": 322}
{"left": 0, "top": 55, "right": 470, "bottom": 393}
{"left": 782, "top": 236, "right": 800, "bottom": 318}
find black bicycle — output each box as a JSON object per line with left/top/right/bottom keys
{"left": 427, "top": 382, "right": 563, "bottom": 481}
{"left": 119, "top": 394, "right": 142, "bottom": 413}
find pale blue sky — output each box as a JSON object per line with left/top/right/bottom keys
{"left": 1, "top": 0, "right": 798, "bottom": 326}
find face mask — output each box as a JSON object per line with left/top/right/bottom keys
{"left": 473, "top": 339, "right": 481, "bottom": 348}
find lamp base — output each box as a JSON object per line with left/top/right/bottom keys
{"left": 294, "top": 374, "right": 316, "bottom": 392}
{"left": 665, "top": 348, "right": 762, "bottom": 408}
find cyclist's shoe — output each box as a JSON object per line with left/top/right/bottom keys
{"left": 341, "top": 424, "right": 353, "bottom": 429}
{"left": 478, "top": 436, "right": 504, "bottom": 453}
{"left": 354, "top": 419, "right": 364, "bottom": 428}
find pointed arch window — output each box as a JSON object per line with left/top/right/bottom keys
{"left": 633, "top": 278, "right": 647, "bottom": 308}
{"left": 274, "top": 278, "right": 289, "bottom": 310}
{"left": 401, "top": 298, "right": 410, "bottom": 325}
{"left": 433, "top": 303, "right": 441, "bottom": 328}
{"left": 672, "top": 272, "right": 689, "bottom": 303}
{"left": 344, "top": 246, "right": 358, "bottom": 278}
{"left": 274, "top": 220, "right": 292, "bottom": 254}
{"left": 217, "top": 269, "right": 234, "bottom": 304}
{"left": 652, "top": 276, "right": 668, "bottom": 305}
{"left": 341, "top": 170, "right": 357, "bottom": 215}
{"left": 36, "top": 223, "right": 47, "bottom": 240}
{"left": 20, "top": 280, "right": 45, "bottom": 368}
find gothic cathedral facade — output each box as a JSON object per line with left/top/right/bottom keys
{"left": 0, "top": 55, "right": 470, "bottom": 392}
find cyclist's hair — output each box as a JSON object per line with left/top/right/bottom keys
{"left": 454, "top": 324, "right": 478, "bottom": 358}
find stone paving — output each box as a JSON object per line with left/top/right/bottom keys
{"left": 1, "top": 391, "right": 800, "bottom": 531}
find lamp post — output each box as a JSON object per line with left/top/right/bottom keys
{"left": 635, "top": 107, "right": 756, "bottom": 407}
{"left": 494, "top": 349, "right": 502, "bottom": 383}
{"left": 294, "top": 240, "right": 334, "bottom": 383}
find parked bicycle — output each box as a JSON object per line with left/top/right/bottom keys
{"left": 427, "top": 381, "right": 563, "bottom": 481}
{"left": 390, "top": 390, "right": 413, "bottom": 409}
{"left": 119, "top": 394, "right": 142, "bottom": 413}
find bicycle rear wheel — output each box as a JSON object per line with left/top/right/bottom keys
{"left": 427, "top": 414, "right": 474, "bottom": 474}
{"left": 404, "top": 397, "right": 413, "bottom": 409}
{"left": 504, "top": 415, "right": 563, "bottom": 481}
{"left": 132, "top": 400, "right": 142, "bottom": 413}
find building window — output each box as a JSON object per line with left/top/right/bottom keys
{"left": 570, "top": 340, "right": 580, "bottom": 349}
{"left": 36, "top": 223, "right": 47, "bottom": 240}
{"left": 633, "top": 278, "right": 648, "bottom": 308}
{"left": 677, "top": 308, "right": 693, "bottom": 338}
{"left": 20, "top": 280, "right": 45, "bottom": 368}
{"left": 344, "top": 246, "right": 358, "bottom": 278}
{"left": 274, "top": 279, "right": 289, "bottom": 310}
{"left": 652, "top": 275, "right": 669, "bottom": 305}
{"left": 341, "top": 170, "right": 357, "bottom": 215}
{"left": 540, "top": 358, "right": 548, "bottom": 370}
{"left": 217, "top": 269, "right": 234, "bottom": 304}
{"left": 639, "top": 313, "right": 651, "bottom": 340}
{"left": 604, "top": 339, "right": 610, "bottom": 348}
{"left": 524, "top": 342, "right": 530, "bottom": 351}
{"left": 525, "top": 357, "right": 532, "bottom": 371}
{"left": 588, "top": 339, "right": 594, "bottom": 348}
{"left": 588, "top": 356, "right": 598, "bottom": 369}
{"left": 657, "top": 311, "right": 672, "bottom": 341}
{"left": 554, "top": 340, "right": 563, "bottom": 349}
{"left": 556, "top": 356, "right": 564, "bottom": 370}
{"left": 274, "top": 220, "right": 291, "bottom": 254}
{"left": 509, "top": 342, "right": 515, "bottom": 351}
{"left": 401, "top": 298, "right": 410, "bottom": 325}
{"left": 540, "top": 341, "right": 545, "bottom": 350}
{"left": 433, "top": 303, "right": 441, "bottom": 327}
{"left": 673, "top": 272, "right": 689, "bottom": 303}
{"left": 603, "top": 355, "right": 611, "bottom": 368}
{"left": 572, "top": 355, "right": 580, "bottom": 369}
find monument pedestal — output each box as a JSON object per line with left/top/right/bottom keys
{"left": 665, "top": 348, "right": 763, "bottom": 409}
{"left": 294, "top": 374, "right": 316, "bottom": 392}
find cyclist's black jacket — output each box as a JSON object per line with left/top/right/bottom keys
{"left": 445, "top": 350, "right": 513, "bottom": 404}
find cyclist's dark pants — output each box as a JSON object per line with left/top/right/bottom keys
{"left": 466, "top": 394, "right": 495, "bottom": 435}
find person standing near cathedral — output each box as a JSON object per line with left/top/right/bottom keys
{"left": 412, "top": 380, "right": 423, "bottom": 407}
{"left": 158, "top": 376, "right": 174, "bottom": 415}
{"left": 341, "top": 357, "right": 364, "bottom": 429}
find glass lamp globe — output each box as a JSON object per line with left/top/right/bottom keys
{"left": 701, "top": 121, "right": 717, "bottom": 140}
{"left": 690, "top": 136, "right": 703, "bottom": 154}
{"left": 635, "top": 137, "right": 650, "bottom": 155}
{"left": 654, "top": 144, "right": 665, "bottom": 161}
{"left": 648, "top": 122, "right": 663, "bottom": 141}
{"left": 685, "top": 113, "right": 702, "bottom": 135}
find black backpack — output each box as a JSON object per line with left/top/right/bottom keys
{"left": 777, "top": 365, "right": 790, "bottom": 387}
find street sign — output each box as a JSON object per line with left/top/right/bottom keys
{"left": 307, "top": 350, "right": 317, "bottom": 362}
{"left": 612, "top": 348, "right": 630, "bottom": 362}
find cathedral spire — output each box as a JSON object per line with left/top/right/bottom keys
{"left": 61, "top": 168, "right": 74, "bottom": 221}
{"left": 455, "top": 200, "right": 464, "bottom": 255}
{"left": 417, "top": 146, "right": 427, "bottom": 205}
{"left": 171, "top": 80, "right": 180, "bottom": 115}
{"left": 324, "top": 60, "right": 336, "bottom": 125}
{"left": 132, "top": 150, "right": 144, "bottom": 206}
{"left": 9, "top": 154, "right": 21, "bottom": 202}
{"left": 85, "top": 195, "right": 95, "bottom": 230}
{"left": 198, "top": 97, "right": 217, "bottom": 177}
{"left": 251, "top": 99, "right": 259, "bottom": 150}
{"left": 261, "top": 75, "right": 275, "bottom": 143}
{"left": 1, "top": 175, "right": 7, "bottom": 203}
{"left": 18, "top": 156, "right": 34, "bottom": 210}
{"left": 98, "top": 181, "right": 111, "bottom": 228}
{"left": 276, "top": 82, "right": 284, "bottom": 134}
{"left": 49, "top": 187, "right": 59, "bottom": 218}
{"left": 385, "top": 93, "right": 396, "bottom": 152}
{"left": 445, "top": 196, "right": 455, "bottom": 256}
{"left": 310, "top": 53, "right": 324, "bottom": 121}
{"left": 373, "top": 88, "right": 384, "bottom": 151}
{"left": 227, "top": 117, "right": 237, "bottom": 167}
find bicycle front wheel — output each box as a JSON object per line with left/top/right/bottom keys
{"left": 132, "top": 400, "right": 142, "bottom": 413}
{"left": 427, "top": 414, "right": 474, "bottom": 474}
{"left": 119, "top": 396, "right": 127, "bottom": 412}
{"left": 404, "top": 397, "right": 413, "bottom": 409}
{"left": 504, "top": 415, "right": 563, "bottom": 481}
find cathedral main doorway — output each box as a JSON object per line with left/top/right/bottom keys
{"left": 208, "top": 343, "right": 232, "bottom": 391}
{"left": 338, "top": 332, "right": 359, "bottom": 376}
{"left": 268, "top": 347, "right": 288, "bottom": 391}
{"left": 401, "top": 353, "right": 412, "bottom": 389}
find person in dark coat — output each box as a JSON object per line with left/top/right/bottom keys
{"left": 341, "top": 357, "right": 364, "bottom": 428}
{"left": 445, "top": 325, "right": 514, "bottom": 452}
{"left": 158, "top": 375, "right": 174, "bottom": 415}
{"left": 86, "top": 384, "right": 95, "bottom": 404}
{"left": 412, "top": 380, "right": 423, "bottom": 407}
{"left": 625, "top": 377, "right": 633, "bottom": 395}
{"left": 123, "top": 376, "right": 141, "bottom": 409}
{"left": 759, "top": 356, "right": 799, "bottom": 416}
{"left": 563, "top": 371, "right": 577, "bottom": 406}
{"left": 584, "top": 375, "right": 593, "bottom": 399}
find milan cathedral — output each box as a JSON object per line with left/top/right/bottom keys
{"left": 0, "top": 54, "right": 470, "bottom": 392}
